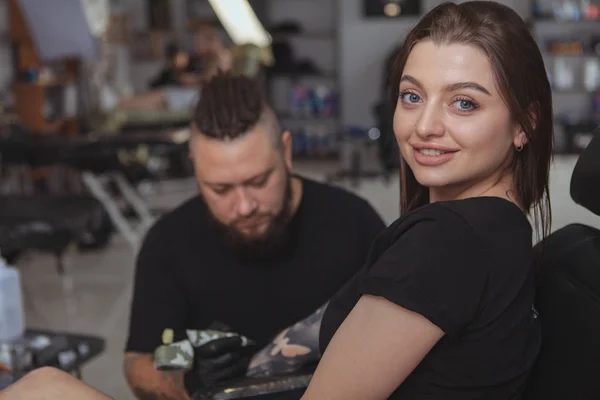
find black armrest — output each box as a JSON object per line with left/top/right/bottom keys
{"left": 193, "top": 374, "right": 312, "bottom": 400}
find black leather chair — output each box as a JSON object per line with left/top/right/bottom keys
{"left": 0, "top": 195, "right": 109, "bottom": 273}
{"left": 524, "top": 131, "right": 600, "bottom": 400}
{"left": 193, "top": 374, "right": 311, "bottom": 400}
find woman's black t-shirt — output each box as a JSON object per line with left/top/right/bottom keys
{"left": 319, "top": 197, "right": 541, "bottom": 399}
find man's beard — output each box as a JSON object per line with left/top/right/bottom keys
{"left": 203, "top": 174, "right": 295, "bottom": 263}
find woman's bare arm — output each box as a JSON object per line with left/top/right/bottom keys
{"left": 300, "top": 295, "right": 444, "bottom": 400}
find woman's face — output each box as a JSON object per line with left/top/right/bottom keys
{"left": 393, "top": 40, "right": 526, "bottom": 202}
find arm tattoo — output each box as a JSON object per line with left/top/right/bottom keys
{"left": 131, "top": 371, "right": 188, "bottom": 400}
{"left": 246, "top": 302, "right": 328, "bottom": 377}
{"left": 125, "top": 353, "right": 189, "bottom": 400}
{"left": 133, "top": 387, "right": 182, "bottom": 400}
{"left": 159, "top": 370, "right": 187, "bottom": 391}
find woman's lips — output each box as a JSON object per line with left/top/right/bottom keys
{"left": 412, "top": 147, "right": 458, "bottom": 166}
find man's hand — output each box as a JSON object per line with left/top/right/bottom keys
{"left": 124, "top": 352, "right": 191, "bottom": 400}
{"left": 187, "top": 325, "right": 257, "bottom": 390}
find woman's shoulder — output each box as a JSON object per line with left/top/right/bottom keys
{"left": 363, "top": 197, "right": 534, "bottom": 304}
{"left": 390, "top": 197, "right": 531, "bottom": 237}
{"left": 373, "top": 197, "right": 533, "bottom": 260}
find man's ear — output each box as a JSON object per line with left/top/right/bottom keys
{"left": 281, "top": 130, "right": 293, "bottom": 169}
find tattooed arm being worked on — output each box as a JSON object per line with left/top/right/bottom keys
{"left": 124, "top": 352, "right": 191, "bottom": 400}
{"left": 246, "top": 303, "right": 328, "bottom": 377}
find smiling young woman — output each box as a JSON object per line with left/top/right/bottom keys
{"left": 298, "top": 1, "right": 554, "bottom": 399}
{"left": 395, "top": 40, "right": 529, "bottom": 205}
{"left": 390, "top": 2, "right": 553, "bottom": 234}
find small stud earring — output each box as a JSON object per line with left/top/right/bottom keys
{"left": 515, "top": 143, "right": 524, "bottom": 152}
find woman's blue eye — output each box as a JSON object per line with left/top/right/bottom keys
{"left": 401, "top": 92, "right": 421, "bottom": 103}
{"left": 454, "top": 99, "right": 476, "bottom": 111}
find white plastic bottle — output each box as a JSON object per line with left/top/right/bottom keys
{"left": 0, "top": 257, "right": 25, "bottom": 341}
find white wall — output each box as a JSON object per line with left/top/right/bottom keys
{"left": 339, "top": 0, "right": 531, "bottom": 128}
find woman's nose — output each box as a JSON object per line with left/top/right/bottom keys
{"left": 415, "top": 104, "right": 445, "bottom": 138}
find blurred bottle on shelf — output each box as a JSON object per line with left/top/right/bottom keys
{"left": 290, "top": 86, "right": 305, "bottom": 117}
{"left": 545, "top": 0, "right": 600, "bottom": 20}
{"left": 291, "top": 126, "right": 336, "bottom": 158}
{"left": 582, "top": 0, "right": 600, "bottom": 19}
{"left": 583, "top": 58, "right": 600, "bottom": 91}
{"left": 292, "top": 128, "right": 307, "bottom": 156}
{"left": 554, "top": 57, "right": 576, "bottom": 90}
{"left": 289, "top": 84, "right": 338, "bottom": 118}
{"left": 0, "top": 258, "right": 24, "bottom": 342}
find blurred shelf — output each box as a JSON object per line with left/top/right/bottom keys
{"left": 552, "top": 88, "right": 600, "bottom": 94}
{"left": 186, "top": 17, "right": 221, "bottom": 31}
{"left": 270, "top": 31, "right": 336, "bottom": 40}
{"left": 268, "top": 71, "right": 338, "bottom": 79}
{"left": 260, "top": 0, "right": 342, "bottom": 139}
{"left": 292, "top": 152, "right": 339, "bottom": 161}
{"left": 555, "top": 116, "right": 600, "bottom": 125}
{"left": 15, "top": 77, "right": 75, "bottom": 88}
{"left": 277, "top": 112, "right": 339, "bottom": 122}
{"left": 531, "top": 17, "right": 600, "bottom": 24}
{"left": 543, "top": 52, "right": 600, "bottom": 58}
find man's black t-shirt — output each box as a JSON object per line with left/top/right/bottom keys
{"left": 320, "top": 197, "right": 541, "bottom": 399}
{"left": 125, "top": 176, "right": 385, "bottom": 365}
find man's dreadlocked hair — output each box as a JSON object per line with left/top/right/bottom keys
{"left": 193, "top": 71, "right": 281, "bottom": 146}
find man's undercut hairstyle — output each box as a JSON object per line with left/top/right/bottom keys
{"left": 193, "top": 71, "right": 282, "bottom": 147}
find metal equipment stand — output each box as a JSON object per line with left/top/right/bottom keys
{"left": 81, "top": 171, "right": 156, "bottom": 254}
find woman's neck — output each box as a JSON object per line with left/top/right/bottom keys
{"left": 429, "top": 172, "right": 523, "bottom": 210}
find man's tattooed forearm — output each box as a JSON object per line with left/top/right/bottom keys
{"left": 159, "top": 370, "right": 187, "bottom": 391}
{"left": 125, "top": 353, "right": 189, "bottom": 400}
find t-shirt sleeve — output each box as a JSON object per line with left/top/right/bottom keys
{"left": 359, "top": 207, "right": 486, "bottom": 338}
{"left": 125, "top": 223, "right": 188, "bottom": 354}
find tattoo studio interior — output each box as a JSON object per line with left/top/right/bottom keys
{"left": 0, "top": 0, "right": 599, "bottom": 399}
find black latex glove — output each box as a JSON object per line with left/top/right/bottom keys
{"left": 192, "top": 322, "right": 258, "bottom": 390}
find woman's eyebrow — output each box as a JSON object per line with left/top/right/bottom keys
{"left": 400, "top": 75, "right": 492, "bottom": 96}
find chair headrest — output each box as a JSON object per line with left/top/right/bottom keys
{"left": 570, "top": 130, "right": 600, "bottom": 216}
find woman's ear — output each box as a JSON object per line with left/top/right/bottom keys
{"left": 514, "top": 103, "right": 538, "bottom": 148}
{"left": 514, "top": 130, "right": 529, "bottom": 149}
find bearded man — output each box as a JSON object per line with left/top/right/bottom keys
{"left": 123, "top": 72, "right": 385, "bottom": 399}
